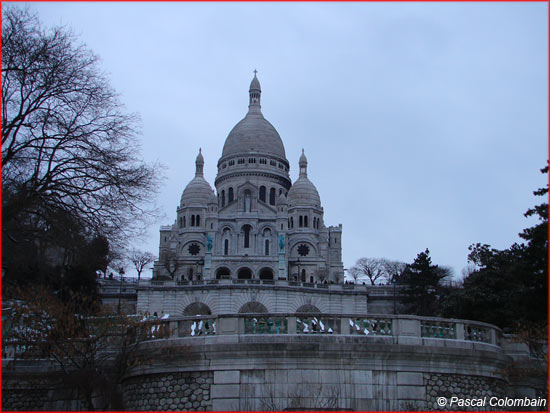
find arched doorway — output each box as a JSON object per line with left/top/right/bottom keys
{"left": 259, "top": 268, "right": 274, "bottom": 280}
{"left": 237, "top": 267, "right": 253, "bottom": 279}
{"left": 216, "top": 267, "right": 231, "bottom": 279}
{"left": 296, "top": 304, "right": 321, "bottom": 313}
{"left": 183, "top": 302, "right": 212, "bottom": 316}
{"left": 239, "top": 301, "right": 268, "bottom": 313}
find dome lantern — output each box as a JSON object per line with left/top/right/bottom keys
{"left": 195, "top": 148, "right": 204, "bottom": 176}
{"left": 249, "top": 69, "right": 261, "bottom": 110}
{"left": 299, "top": 148, "right": 308, "bottom": 176}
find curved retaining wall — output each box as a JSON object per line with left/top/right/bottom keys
{"left": 3, "top": 314, "right": 544, "bottom": 411}
{"left": 121, "top": 313, "right": 516, "bottom": 411}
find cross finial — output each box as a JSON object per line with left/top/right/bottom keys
{"left": 253, "top": 69, "right": 258, "bottom": 76}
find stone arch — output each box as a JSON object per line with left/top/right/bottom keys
{"left": 296, "top": 304, "right": 321, "bottom": 313}
{"left": 183, "top": 302, "right": 212, "bottom": 316}
{"left": 290, "top": 240, "right": 317, "bottom": 257}
{"left": 258, "top": 267, "right": 274, "bottom": 280}
{"left": 237, "top": 267, "right": 253, "bottom": 279}
{"left": 220, "top": 223, "right": 236, "bottom": 234}
{"left": 239, "top": 301, "right": 268, "bottom": 313}
{"left": 215, "top": 266, "right": 231, "bottom": 279}
{"left": 257, "top": 223, "right": 276, "bottom": 234}
{"left": 182, "top": 241, "right": 205, "bottom": 256}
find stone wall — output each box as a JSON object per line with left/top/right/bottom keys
{"left": 137, "top": 281, "right": 369, "bottom": 316}
{"left": 2, "top": 373, "right": 86, "bottom": 411}
{"left": 424, "top": 373, "right": 507, "bottom": 411}
{"left": 123, "top": 372, "right": 212, "bottom": 411}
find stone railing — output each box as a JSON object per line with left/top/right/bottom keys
{"left": 139, "top": 278, "right": 369, "bottom": 292}
{"left": 142, "top": 313, "right": 502, "bottom": 347}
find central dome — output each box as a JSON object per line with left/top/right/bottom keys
{"left": 220, "top": 73, "right": 286, "bottom": 160}
{"left": 222, "top": 112, "right": 286, "bottom": 158}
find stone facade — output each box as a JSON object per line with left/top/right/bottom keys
{"left": 152, "top": 74, "right": 344, "bottom": 288}
{"left": 123, "top": 372, "right": 212, "bottom": 411}
{"left": 136, "top": 281, "right": 369, "bottom": 317}
{"left": 424, "top": 373, "right": 507, "bottom": 411}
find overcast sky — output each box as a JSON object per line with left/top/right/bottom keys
{"left": 17, "top": 2, "right": 548, "bottom": 279}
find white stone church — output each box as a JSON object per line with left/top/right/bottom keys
{"left": 152, "top": 73, "right": 344, "bottom": 285}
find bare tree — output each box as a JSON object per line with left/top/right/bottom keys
{"left": 3, "top": 286, "right": 168, "bottom": 410}
{"left": 130, "top": 249, "right": 155, "bottom": 281}
{"left": 381, "top": 259, "right": 407, "bottom": 284}
{"left": 346, "top": 266, "right": 362, "bottom": 284}
{"left": 313, "top": 268, "right": 329, "bottom": 283}
{"left": 353, "top": 258, "right": 386, "bottom": 285}
{"left": 1, "top": 8, "right": 162, "bottom": 259}
{"left": 161, "top": 250, "right": 180, "bottom": 280}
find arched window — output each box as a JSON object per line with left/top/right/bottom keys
{"left": 243, "top": 225, "right": 251, "bottom": 248}
{"left": 179, "top": 217, "right": 183, "bottom": 228}
{"left": 265, "top": 239, "right": 270, "bottom": 256}
{"left": 299, "top": 216, "right": 303, "bottom": 227}
{"left": 313, "top": 217, "right": 316, "bottom": 228}
{"left": 224, "top": 239, "right": 229, "bottom": 256}
{"left": 191, "top": 215, "right": 195, "bottom": 226}
{"left": 259, "top": 268, "right": 274, "bottom": 280}
{"left": 196, "top": 215, "right": 200, "bottom": 226}
{"left": 259, "top": 186, "right": 266, "bottom": 202}
{"left": 290, "top": 217, "right": 294, "bottom": 228}
{"left": 269, "top": 188, "right": 276, "bottom": 205}
{"left": 228, "top": 187, "right": 234, "bottom": 203}
{"left": 237, "top": 267, "right": 253, "bottom": 280}
{"left": 301, "top": 269, "right": 306, "bottom": 282}
{"left": 310, "top": 276, "right": 314, "bottom": 283}
{"left": 244, "top": 190, "right": 251, "bottom": 212}
{"left": 304, "top": 216, "right": 308, "bottom": 227}
{"left": 221, "top": 190, "right": 225, "bottom": 207}
{"left": 216, "top": 267, "right": 231, "bottom": 279}
{"left": 188, "top": 267, "right": 194, "bottom": 281}
{"left": 183, "top": 216, "right": 186, "bottom": 227}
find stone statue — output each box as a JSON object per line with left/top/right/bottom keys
{"left": 279, "top": 234, "right": 285, "bottom": 252}
{"left": 206, "top": 235, "right": 213, "bottom": 252}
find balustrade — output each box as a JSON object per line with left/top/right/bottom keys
{"left": 296, "top": 316, "right": 339, "bottom": 334}
{"left": 135, "top": 314, "right": 500, "bottom": 348}
{"left": 464, "top": 323, "right": 491, "bottom": 343}
{"left": 421, "top": 321, "right": 456, "bottom": 339}
{"left": 244, "top": 316, "right": 288, "bottom": 334}
{"left": 349, "top": 317, "right": 392, "bottom": 335}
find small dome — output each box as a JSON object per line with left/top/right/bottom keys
{"left": 180, "top": 149, "right": 216, "bottom": 207}
{"left": 180, "top": 176, "right": 216, "bottom": 207}
{"left": 288, "top": 176, "right": 321, "bottom": 208}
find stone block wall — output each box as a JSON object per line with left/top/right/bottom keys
{"left": 122, "top": 371, "right": 213, "bottom": 411}
{"left": 2, "top": 373, "right": 86, "bottom": 411}
{"left": 424, "top": 373, "right": 507, "bottom": 411}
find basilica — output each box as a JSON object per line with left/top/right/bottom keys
{"left": 152, "top": 73, "right": 344, "bottom": 285}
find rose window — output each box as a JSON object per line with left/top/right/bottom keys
{"left": 188, "top": 243, "right": 200, "bottom": 256}
{"left": 297, "top": 244, "right": 310, "bottom": 257}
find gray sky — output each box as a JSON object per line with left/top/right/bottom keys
{"left": 18, "top": 2, "right": 548, "bottom": 279}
